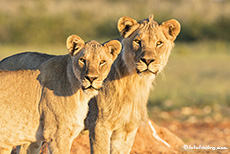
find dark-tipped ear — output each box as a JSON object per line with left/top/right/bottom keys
{"left": 66, "top": 35, "right": 85, "bottom": 56}
{"left": 117, "top": 16, "right": 139, "bottom": 38}
{"left": 104, "top": 40, "right": 122, "bottom": 60}
{"left": 161, "top": 19, "right": 181, "bottom": 41}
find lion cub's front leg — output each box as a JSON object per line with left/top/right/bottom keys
{"left": 89, "top": 124, "right": 112, "bottom": 154}
{"left": 46, "top": 125, "right": 83, "bottom": 154}
{"left": 47, "top": 133, "right": 71, "bottom": 154}
{"left": 48, "top": 139, "right": 71, "bottom": 154}
{"left": 110, "top": 128, "right": 138, "bottom": 154}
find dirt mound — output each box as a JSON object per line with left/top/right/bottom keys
{"left": 12, "top": 119, "right": 184, "bottom": 154}
{"left": 70, "top": 120, "right": 185, "bottom": 154}
{"left": 131, "top": 120, "right": 185, "bottom": 154}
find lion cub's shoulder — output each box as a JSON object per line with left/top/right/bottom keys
{"left": 39, "top": 55, "right": 69, "bottom": 75}
{"left": 36, "top": 55, "right": 74, "bottom": 94}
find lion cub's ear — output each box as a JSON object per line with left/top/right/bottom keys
{"left": 104, "top": 40, "right": 122, "bottom": 60}
{"left": 161, "top": 19, "right": 181, "bottom": 41}
{"left": 117, "top": 16, "right": 140, "bottom": 38}
{"left": 66, "top": 35, "right": 85, "bottom": 56}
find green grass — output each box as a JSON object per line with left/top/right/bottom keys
{"left": 0, "top": 0, "right": 230, "bottom": 44}
{"left": 147, "top": 41, "right": 230, "bottom": 122}
{"left": 149, "top": 41, "right": 230, "bottom": 108}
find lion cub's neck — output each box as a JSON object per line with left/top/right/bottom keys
{"left": 99, "top": 49, "right": 155, "bottom": 126}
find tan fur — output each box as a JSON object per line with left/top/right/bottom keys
{"left": 85, "top": 15, "right": 181, "bottom": 154}
{"left": 0, "top": 15, "right": 180, "bottom": 154}
{"left": 0, "top": 35, "right": 121, "bottom": 154}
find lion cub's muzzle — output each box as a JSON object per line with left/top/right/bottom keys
{"left": 136, "top": 57, "right": 159, "bottom": 75}
{"left": 82, "top": 75, "right": 102, "bottom": 94}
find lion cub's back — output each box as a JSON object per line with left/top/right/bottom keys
{"left": 0, "top": 52, "right": 55, "bottom": 70}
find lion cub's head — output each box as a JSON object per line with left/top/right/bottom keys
{"left": 66, "top": 35, "right": 121, "bottom": 95}
{"left": 118, "top": 15, "right": 181, "bottom": 77}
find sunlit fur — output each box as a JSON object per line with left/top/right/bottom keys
{"left": 122, "top": 16, "right": 175, "bottom": 76}
{"left": 86, "top": 15, "right": 181, "bottom": 154}
{"left": 0, "top": 35, "right": 121, "bottom": 154}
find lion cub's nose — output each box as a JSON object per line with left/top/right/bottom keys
{"left": 85, "top": 75, "right": 98, "bottom": 83}
{"left": 140, "top": 58, "right": 155, "bottom": 65}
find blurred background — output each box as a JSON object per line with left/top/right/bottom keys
{"left": 0, "top": 0, "right": 229, "bottom": 128}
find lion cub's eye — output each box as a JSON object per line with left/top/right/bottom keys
{"left": 99, "top": 60, "right": 106, "bottom": 66}
{"left": 156, "top": 41, "right": 163, "bottom": 47}
{"left": 134, "top": 39, "right": 141, "bottom": 45}
{"left": 79, "top": 58, "right": 86, "bottom": 64}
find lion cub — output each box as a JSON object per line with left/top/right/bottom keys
{"left": 0, "top": 35, "right": 121, "bottom": 154}
{"left": 86, "top": 15, "right": 181, "bottom": 154}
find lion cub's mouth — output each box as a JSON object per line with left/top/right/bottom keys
{"left": 136, "top": 69, "right": 159, "bottom": 76}
{"left": 81, "top": 85, "right": 100, "bottom": 95}
{"left": 82, "top": 78, "right": 102, "bottom": 93}
{"left": 136, "top": 60, "right": 159, "bottom": 76}
{"left": 82, "top": 85, "right": 100, "bottom": 91}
